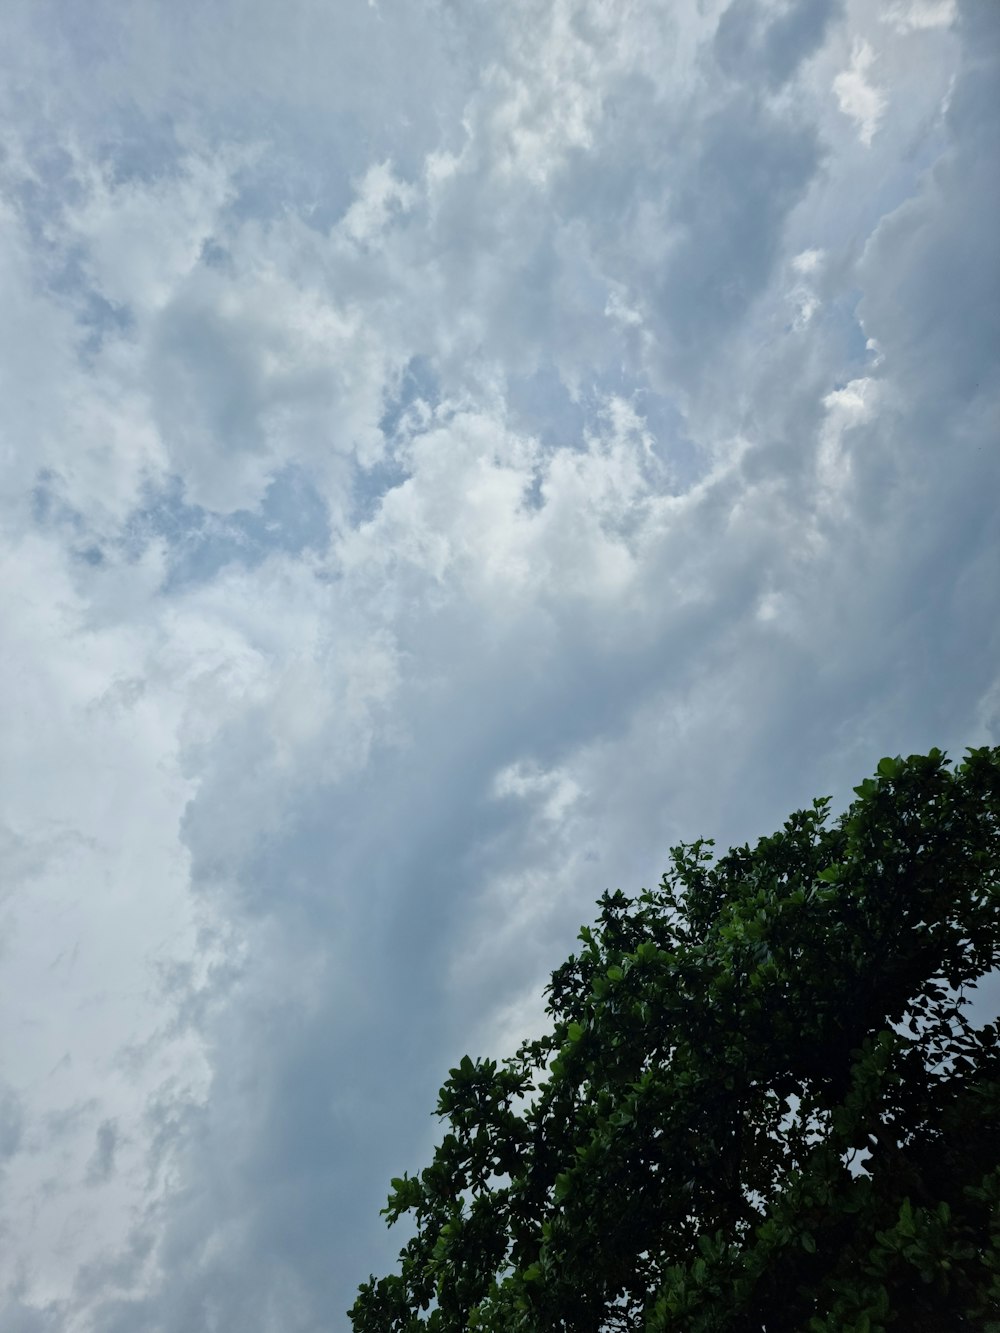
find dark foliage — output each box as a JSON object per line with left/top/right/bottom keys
{"left": 350, "top": 748, "right": 1000, "bottom": 1331}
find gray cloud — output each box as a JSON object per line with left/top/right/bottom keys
{"left": 84, "top": 1120, "right": 119, "bottom": 1187}
{"left": 715, "top": 0, "right": 841, "bottom": 88}
{"left": 0, "top": 1084, "right": 24, "bottom": 1161}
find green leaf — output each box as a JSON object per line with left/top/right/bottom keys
{"left": 352, "top": 746, "right": 1000, "bottom": 1333}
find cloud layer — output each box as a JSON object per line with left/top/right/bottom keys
{"left": 1, "top": 1, "right": 997, "bottom": 1329}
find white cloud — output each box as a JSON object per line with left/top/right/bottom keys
{"left": 788, "top": 281, "right": 821, "bottom": 330}
{"left": 493, "top": 759, "right": 581, "bottom": 822}
{"left": 882, "top": 0, "right": 956, "bottom": 32}
{"left": 0, "top": 535, "right": 209, "bottom": 1311}
{"left": 67, "top": 149, "right": 243, "bottom": 316}
{"left": 834, "top": 39, "right": 888, "bottom": 144}
{"left": 791, "top": 247, "right": 825, "bottom": 275}
{"left": 338, "top": 160, "right": 416, "bottom": 248}
{"left": 817, "top": 376, "right": 877, "bottom": 502}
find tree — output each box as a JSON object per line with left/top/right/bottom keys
{"left": 349, "top": 748, "right": 1000, "bottom": 1331}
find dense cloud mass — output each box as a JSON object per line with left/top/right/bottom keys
{"left": 0, "top": 1, "right": 997, "bottom": 1329}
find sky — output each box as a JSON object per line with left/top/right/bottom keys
{"left": 0, "top": 0, "right": 998, "bottom": 1328}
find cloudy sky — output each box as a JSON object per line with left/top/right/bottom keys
{"left": 1, "top": 0, "right": 997, "bottom": 1328}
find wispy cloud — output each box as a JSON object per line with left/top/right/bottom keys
{"left": 834, "top": 38, "right": 888, "bottom": 144}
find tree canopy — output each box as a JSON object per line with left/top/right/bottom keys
{"left": 349, "top": 748, "right": 1000, "bottom": 1331}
